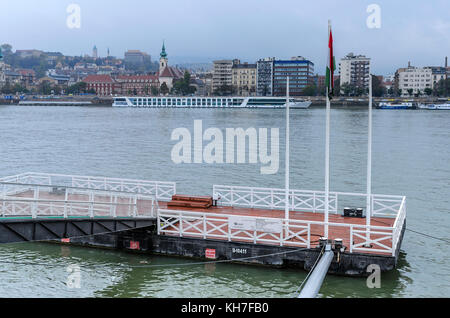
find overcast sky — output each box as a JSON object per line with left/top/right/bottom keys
{"left": 1, "top": 0, "right": 449, "bottom": 75}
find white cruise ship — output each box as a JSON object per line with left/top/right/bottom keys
{"left": 419, "top": 103, "right": 450, "bottom": 110}
{"left": 112, "top": 96, "right": 312, "bottom": 109}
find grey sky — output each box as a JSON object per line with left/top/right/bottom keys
{"left": 1, "top": 0, "right": 449, "bottom": 75}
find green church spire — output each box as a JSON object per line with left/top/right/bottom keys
{"left": 160, "top": 41, "right": 167, "bottom": 59}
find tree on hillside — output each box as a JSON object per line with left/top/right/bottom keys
{"left": 172, "top": 71, "right": 196, "bottom": 95}
{"left": 1, "top": 44, "right": 12, "bottom": 55}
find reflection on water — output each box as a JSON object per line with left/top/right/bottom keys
{"left": 0, "top": 105, "right": 449, "bottom": 297}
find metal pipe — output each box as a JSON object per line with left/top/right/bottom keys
{"left": 298, "top": 244, "right": 334, "bottom": 298}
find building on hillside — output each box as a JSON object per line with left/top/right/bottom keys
{"left": 45, "top": 52, "right": 63, "bottom": 64}
{"left": 339, "top": 53, "right": 371, "bottom": 93}
{"left": 212, "top": 59, "right": 240, "bottom": 93}
{"left": 116, "top": 75, "right": 159, "bottom": 95}
{"left": 92, "top": 45, "right": 98, "bottom": 59}
{"left": 36, "top": 76, "right": 59, "bottom": 87}
{"left": 96, "top": 65, "right": 115, "bottom": 75}
{"left": 17, "top": 69, "right": 36, "bottom": 88}
{"left": 83, "top": 74, "right": 118, "bottom": 96}
{"left": 394, "top": 63, "right": 432, "bottom": 96}
{"left": 15, "top": 49, "right": 43, "bottom": 58}
{"left": 157, "top": 42, "right": 183, "bottom": 90}
{"left": 48, "top": 73, "right": 70, "bottom": 87}
{"left": 256, "top": 57, "right": 275, "bottom": 96}
{"left": 273, "top": 56, "right": 315, "bottom": 96}
{"left": 4, "top": 71, "right": 21, "bottom": 84}
{"left": 124, "top": 50, "right": 150, "bottom": 64}
{"left": 232, "top": 62, "right": 257, "bottom": 96}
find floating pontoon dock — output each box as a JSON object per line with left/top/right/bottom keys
{"left": 0, "top": 172, "right": 406, "bottom": 276}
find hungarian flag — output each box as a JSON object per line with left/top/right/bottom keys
{"left": 326, "top": 24, "right": 336, "bottom": 100}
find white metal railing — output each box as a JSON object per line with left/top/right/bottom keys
{"left": 158, "top": 209, "right": 312, "bottom": 248}
{"left": 213, "top": 185, "right": 338, "bottom": 214}
{"left": 371, "top": 194, "right": 404, "bottom": 217}
{"left": 0, "top": 183, "right": 157, "bottom": 219}
{"left": 0, "top": 173, "right": 51, "bottom": 188}
{"left": 0, "top": 172, "right": 176, "bottom": 201}
{"left": 213, "top": 185, "right": 405, "bottom": 220}
{"left": 391, "top": 197, "right": 407, "bottom": 254}
{"left": 157, "top": 208, "right": 403, "bottom": 255}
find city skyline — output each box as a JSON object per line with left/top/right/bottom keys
{"left": 1, "top": 0, "right": 449, "bottom": 75}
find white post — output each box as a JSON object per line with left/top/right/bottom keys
{"left": 285, "top": 77, "right": 290, "bottom": 221}
{"left": 366, "top": 74, "right": 373, "bottom": 245}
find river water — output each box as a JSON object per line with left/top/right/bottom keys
{"left": 0, "top": 105, "right": 448, "bottom": 298}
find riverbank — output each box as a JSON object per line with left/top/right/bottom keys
{"left": 1, "top": 95, "right": 449, "bottom": 107}
{"left": 0, "top": 96, "right": 113, "bottom": 106}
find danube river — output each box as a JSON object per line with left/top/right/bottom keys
{"left": 0, "top": 105, "right": 448, "bottom": 298}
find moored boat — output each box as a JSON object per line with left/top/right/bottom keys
{"left": 113, "top": 96, "right": 312, "bottom": 109}
{"left": 418, "top": 103, "right": 450, "bottom": 110}
{"left": 377, "top": 102, "right": 415, "bottom": 109}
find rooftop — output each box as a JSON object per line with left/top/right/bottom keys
{"left": 82, "top": 74, "right": 115, "bottom": 83}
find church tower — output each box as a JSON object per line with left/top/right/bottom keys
{"left": 159, "top": 41, "right": 168, "bottom": 75}
{"left": 93, "top": 45, "right": 98, "bottom": 59}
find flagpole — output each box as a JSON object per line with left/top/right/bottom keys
{"left": 366, "top": 73, "right": 373, "bottom": 245}
{"left": 285, "top": 76, "right": 290, "bottom": 221}
{"left": 324, "top": 20, "right": 331, "bottom": 239}
{"left": 325, "top": 90, "right": 330, "bottom": 239}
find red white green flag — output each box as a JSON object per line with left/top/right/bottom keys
{"left": 326, "top": 23, "right": 336, "bottom": 100}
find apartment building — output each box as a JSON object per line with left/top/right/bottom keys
{"left": 339, "top": 53, "right": 371, "bottom": 92}
{"left": 212, "top": 59, "right": 239, "bottom": 92}
{"left": 232, "top": 62, "right": 257, "bottom": 96}
{"left": 272, "top": 56, "right": 314, "bottom": 96}
{"left": 256, "top": 57, "right": 275, "bottom": 96}
{"left": 394, "top": 63, "right": 432, "bottom": 96}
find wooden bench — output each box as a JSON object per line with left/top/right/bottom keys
{"left": 167, "top": 195, "right": 213, "bottom": 209}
